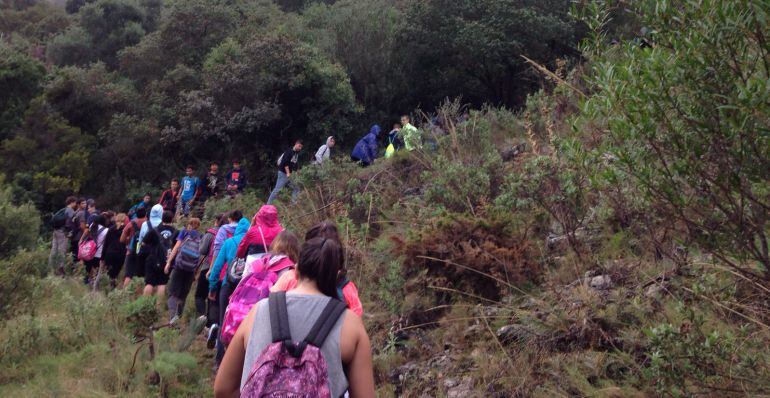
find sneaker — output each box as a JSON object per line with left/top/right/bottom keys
{"left": 207, "top": 324, "right": 219, "bottom": 349}
{"left": 169, "top": 315, "right": 180, "bottom": 326}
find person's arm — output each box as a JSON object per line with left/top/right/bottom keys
{"left": 165, "top": 240, "right": 183, "bottom": 274}
{"left": 237, "top": 172, "right": 246, "bottom": 190}
{"left": 119, "top": 224, "right": 131, "bottom": 244}
{"left": 214, "top": 303, "right": 257, "bottom": 397}
{"left": 343, "top": 314, "right": 376, "bottom": 398}
{"left": 192, "top": 178, "right": 201, "bottom": 202}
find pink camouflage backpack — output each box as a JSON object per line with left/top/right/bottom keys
{"left": 220, "top": 254, "right": 293, "bottom": 345}
{"left": 241, "top": 291, "right": 347, "bottom": 398}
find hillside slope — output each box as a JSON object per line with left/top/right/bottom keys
{"left": 1, "top": 1, "right": 769, "bottom": 397}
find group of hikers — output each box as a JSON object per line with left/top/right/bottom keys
{"left": 42, "top": 114, "right": 443, "bottom": 396}
{"left": 48, "top": 197, "right": 375, "bottom": 396}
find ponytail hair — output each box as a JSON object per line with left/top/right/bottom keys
{"left": 89, "top": 215, "right": 106, "bottom": 238}
{"left": 296, "top": 237, "right": 344, "bottom": 298}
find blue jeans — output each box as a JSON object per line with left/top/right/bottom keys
{"left": 267, "top": 171, "right": 299, "bottom": 205}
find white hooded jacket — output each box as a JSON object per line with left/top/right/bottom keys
{"left": 314, "top": 136, "right": 334, "bottom": 164}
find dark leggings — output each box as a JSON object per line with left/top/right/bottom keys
{"left": 194, "top": 270, "right": 217, "bottom": 326}
{"left": 215, "top": 281, "right": 236, "bottom": 366}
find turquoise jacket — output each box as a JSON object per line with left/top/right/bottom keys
{"left": 208, "top": 217, "right": 250, "bottom": 292}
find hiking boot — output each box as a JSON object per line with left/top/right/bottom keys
{"left": 207, "top": 324, "right": 219, "bottom": 349}
{"left": 169, "top": 315, "right": 180, "bottom": 326}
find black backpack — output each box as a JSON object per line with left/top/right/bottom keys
{"left": 51, "top": 208, "right": 68, "bottom": 229}
{"left": 140, "top": 222, "right": 169, "bottom": 269}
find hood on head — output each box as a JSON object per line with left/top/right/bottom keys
{"left": 253, "top": 205, "right": 279, "bottom": 227}
{"left": 369, "top": 124, "right": 381, "bottom": 136}
{"left": 235, "top": 217, "right": 251, "bottom": 236}
{"left": 149, "top": 204, "right": 164, "bottom": 227}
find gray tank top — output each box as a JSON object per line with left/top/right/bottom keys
{"left": 240, "top": 293, "right": 349, "bottom": 397}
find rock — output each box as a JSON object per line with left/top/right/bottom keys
{"left": 463, "top": 324, "right": 481, "bottom": 337}
{"left": 430, "top": 354, "right": 452, "bottom": 371}
{"left": 403, "top": 187, "right": 422, "bottom": 197}
{"left": 497, "top": 325, "right": 527, "bottom": 343}
{"left": 447, "top": 377, "right": 474, "bottom": 398}
{"left": 389, "top": 362, "right": 419, "bottom": 384}
{"left": 443, "top": 378, "right": 459, "bottom": 389}
{"left": 500, "top": 143, "right": 526, "bottom": 161}
{"left": 590, "top": 275, "right": 612, "bottom": 290}
{"left": 645, "top": 283, "right": 664, "bottom": 298}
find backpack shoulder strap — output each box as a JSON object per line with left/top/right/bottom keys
{"left": 303, "top": 298, "right": 347, "bottom": 348}
{"left": 268, "top": 291, "right": 291, "bottom": 344}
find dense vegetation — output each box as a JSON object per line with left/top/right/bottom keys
{"left": 0, "top": 0, "right": 581, "bottom": 213}
{"left": 1, "top": 0, "right": 769, "bottom": 397}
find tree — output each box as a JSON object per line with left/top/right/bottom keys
{"left": 400, "top": 0, "right": 580, "bottom": 109}
{"left": 162, "top": 34, "right": 359, "bottom": 186}
{"left": 48, "top": 0, "right": 159, "bottom": 68}
{"left": 579, "top": 0, "right": 770, "bottom": 280}
{"left": 44, "top": 63, "right": 139, "bottom": 135}
{"left": 302, "top": 0, "right": 408, "bottom": 119}
{"left": 0, "top": 98, "right": 95, "bottom": 209}
{"left": 0, "top": 45, "right": 46, "bottom": 140}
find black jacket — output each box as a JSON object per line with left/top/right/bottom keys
{"left": 277, "top": 148, "right": 300, "bottom": 173}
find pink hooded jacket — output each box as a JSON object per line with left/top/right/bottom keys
{"left": 236, "top": 205, "right": 284, "bottom": 258}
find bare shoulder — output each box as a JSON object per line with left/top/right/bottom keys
{"left": 339, "top": 310, "right": 366, "bottom": 363}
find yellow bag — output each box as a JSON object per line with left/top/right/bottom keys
{"left": 385, "top": 143, "right": 395, "bottom": 158}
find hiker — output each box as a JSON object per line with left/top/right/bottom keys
{"left": 200, "top": 162, "right": 223, "bottom": 206}
{"left": 236, "top": 205, "right": 283, "bottom": 259}
{"left": 220, "top": 230, "right": 300, "bottom": 347}
{"left": 86, "top": 199, "right": 100, "bottom": 225}
{"left": 49, "top": 196, "right": 78, "bottom": 275}
{"left": 79, "top": 214, "right": 108, "bottom": 286}
{"left": 214, "top": 237, "right": 376, "bottom": 398}
{"left": 204, "top": 210, "right": 242, "bottom": 348}
{"left": 138, "top": 206, "right": 175, "bottom": 297}
{"left": 351, "top": 125, "right": 381, "bottom": 166}
{"left": 179, "top": 165, "right": 201, "bottom": 217}
{"left": 159, "top": 179, "right": 180, "bottom": 213}
{"left": 400, "top": 115, "right": 421, "bottom": 151}
{"left": 213, "top": 210, "right": 243, "bottom": 267}
{"left": 103, "top": 212, "right": 128, "bottom": 289}
{"left": 165, "top": 217, "right": 202, "bottom": 324}
{"left": 225, "top": 160, "right": 246, "bottom": 196}
{"left": 385, "top": 123, "right": 402, "bottom": 158}
{"left": 266, "top": 139, "right": 303, "bottom": 205}
{"left": 120, "top": 206, "right": 146, "bottom": 288}
{"left": 128, "top": 193, "right": 152, "bottom": 220}
{"left": 208, "top": 216, "right": 251, "bottom": 369}
{"left": 314, "top": 136, "right": 335, "bottom": 165}
{"left": 196, "top": 214, "right": 226, "bottom": 332}
{"left": 71, "top": 198, "right": 88, "bottom": 264}
{"left": 272, "top": 221, "right": 364, "bottom": 316}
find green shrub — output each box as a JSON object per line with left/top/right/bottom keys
{"left": 0, "top": 180, "right": 41, "bottom": 257}
{"left": 0, "top": 246, "right": 48, "bottom": 318}
{"left": 577, "top": 0, "right": 770, "bottom": 279}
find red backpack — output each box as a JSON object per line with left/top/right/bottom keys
{"left": 241, "top": 292, "right": 347, "bottom": 398}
